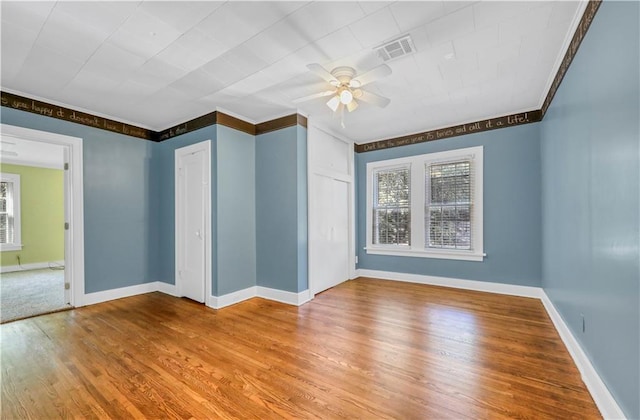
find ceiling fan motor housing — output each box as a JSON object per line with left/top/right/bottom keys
{"left": 331, "top": 66, "right": 357, "bottom": 86}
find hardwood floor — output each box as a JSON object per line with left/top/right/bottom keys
{"left": 1, "top": 278, "right": 601, "bottom": 419}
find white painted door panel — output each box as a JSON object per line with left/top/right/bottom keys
{"left": 311, "top": 174, "right": 350, "bottom": 294}
{"left": 178, "top": 150, "right": 206, "bottom": 302}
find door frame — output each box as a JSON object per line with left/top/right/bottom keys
{"left": 174, "top": 140, "right": 212, "bottom": 305}
{"left": 0, "top": 123, "right": 85, "bottom": 307}
{"left": 307, "top": 122, "right": 355, "bottom": 299}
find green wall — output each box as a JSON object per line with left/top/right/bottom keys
{"left": 0, "top": 163, "right": 64, "bottom": 267}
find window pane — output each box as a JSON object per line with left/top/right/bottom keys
{"left": 373, "top": 208, "right": 410, "bottom": 245}
{"left": 426, "top": 160, "right": 472, "bottom": 250}
{"left": 376, "top": 168, "right": 409, "bottom": 206}
{"left": 0, "top": 213, "right": 8, "bottom": 244}
{"left": 373, "top": 167, "right": 411, "bottom": 246}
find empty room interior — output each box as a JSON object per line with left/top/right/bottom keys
{"left": 0, "top": 1, "right": 638, "bottom": 419}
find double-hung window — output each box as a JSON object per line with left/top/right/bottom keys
{"left": 0, "top": 173, "right": 22, "bottom": 251}
{"left": 366, "top": 146, "right": 483, "bottom": 261}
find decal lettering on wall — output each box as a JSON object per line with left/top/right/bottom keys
{"left": 355, "top": 110, "right": 543, "bottom": 153}
{"left": 0, "top": 91, "right": 154, "bottom": 140}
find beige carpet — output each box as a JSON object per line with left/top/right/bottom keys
{"left": 1, "top": 268, "right": 70, "bottom": 323}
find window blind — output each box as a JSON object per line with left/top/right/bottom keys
{"left": 372, "top": 166, "right": 411, "bottom": 245}
{"left": 0, "top": 181, "right": 13, "bottom": 245}
{"left": 425, "top": 160, "right": 472, "bottom": 250}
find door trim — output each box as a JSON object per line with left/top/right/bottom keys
{"left": 174, "top": 140, "right": 212, "bottom": 305}
{"left": 0, "top": 123, "right": 85, "bottom": 307}
{"left": 307, "top": 121, "right": 355, "bottom": 299}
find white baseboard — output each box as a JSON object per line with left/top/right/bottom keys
{"left": 540, "top": 293, "right": 626, "bottom": 420}
{"left": 156, "top": 281, "right": 178, "bottom": 297}
{"left": 1, "top": 260, "right": 65, "bottom": 273}
{"left": 257, "top": 286, "right": 311, "bottom": 306}
{"left": 82, "top": 282, "right": 158, "bottom": 306}
{"left": 355, "top": 269, "right": 543, "bottom": 299}
{"left": 206, "top": 286, "right": 312, "bottom": 309}
{"left": 209, "top": 286, "right": 257, "bottom": 309}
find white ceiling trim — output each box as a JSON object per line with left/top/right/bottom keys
{"left": 537, "top": 0, "right": 589, "bottom": 109}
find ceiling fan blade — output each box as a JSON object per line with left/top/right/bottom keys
{"left": 359, "top": 90, "right": 391, "bottom": 108}
{"left": 293, "top": 90, "right": 336, "bottom": 103}
{"left": 307, "top": 63, "right": 339, "bottom": 86}
{"left": 350, "top": 64, "right": 392, "bottom": 87}
{"left": 346, "top": 99, "right": 359, "bottom": 113}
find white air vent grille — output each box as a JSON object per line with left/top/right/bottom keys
{"left": 375, "top": 35, "right": 415, "bottom": 62}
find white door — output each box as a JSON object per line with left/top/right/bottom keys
{"left": 311, "top": 174, "right": 350, "bottom": 294}
{"left": 176, "top": 142, "right": 210, "bottom": 303}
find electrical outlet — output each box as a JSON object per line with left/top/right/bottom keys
{"left": 581, "top": 313, "right": 585, "bottom": 333}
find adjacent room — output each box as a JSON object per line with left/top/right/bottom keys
{"left": 0, "top": 1, "right": 638, "bottom": 419}
{"left": 0, "top": 144, "right": 69, "bottom": 323}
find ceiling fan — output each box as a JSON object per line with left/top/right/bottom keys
{"left": 294, "top": 63, "right": 392, "bottom": 127}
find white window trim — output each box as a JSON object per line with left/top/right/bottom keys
{"left": 366, "top": 146, "right": 484, "bottom": 262}
{"left": 1, "top": 172, "right": 22, "bottom": 251}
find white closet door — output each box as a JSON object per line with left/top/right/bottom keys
{"left": 311, "top": 174, "right": 350, "bottom": 294}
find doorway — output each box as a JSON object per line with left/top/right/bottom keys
{"left": 0, "top": 124, "right": 84, "bottom": 321}
{"left": 175, "top": 140, "right": 211, "bottom": 304}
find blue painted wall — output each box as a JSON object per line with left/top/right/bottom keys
{"left": 216, "top": 125, "right": 256, "bottom": 295}
{"left": 153, "top": 126, "right": 217, "bottom": 292}
{"left": 255, "top": 126, "right": 308, "bottom": 293}
{"left": 1, "top": 107, "right": 157, "bottom": 293}
{"left": 540, "top": 2, "right": 640, "bottom": 418}
{"left": 356, "top": 123, "right": 542, "bottom": 286}
{"left": 296, "top": 125, "right": 308, "bottom": 293}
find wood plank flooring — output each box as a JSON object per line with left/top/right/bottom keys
{"left": 1, "top": 277, "right": 601, "bottom": 419}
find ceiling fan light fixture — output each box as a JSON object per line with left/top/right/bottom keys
{"left": 346, "top": 100, "right": 359, "bottom": 112}
{"left": 339, "top": 88, "right": 353, "bottom": 105}
{"left": 326, "top": 95, "right": 340, "bottom": 112}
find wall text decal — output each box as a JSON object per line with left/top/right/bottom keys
{"left": 355, "top": 110, "right": 542, "bottom": 153}
{"left": 1, "top": 91, "right": 154, "bottom": 140}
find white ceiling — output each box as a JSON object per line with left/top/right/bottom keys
{"left": 0, "top": 135, "right": 65, "bottom": 169}
{"left": 0, "top": 1, "right": 584, "bottom": 143}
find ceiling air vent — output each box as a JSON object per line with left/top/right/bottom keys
{"left": 374, "top": 35, "right": 415, "bottom": 62}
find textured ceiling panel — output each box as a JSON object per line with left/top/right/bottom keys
{"left": 0, "top": 1, "right": 584, "bottom": 143}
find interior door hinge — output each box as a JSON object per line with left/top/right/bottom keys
{"left": 64, "top": 283, "right": 70, "bottom": 290}
{"left": 64, "top": 163, "right": 69, "bottom": 170}
{"left": 64, "top": 222, "right": 69, "bottom": 230}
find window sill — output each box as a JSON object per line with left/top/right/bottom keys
{"left": 365, "top": 247, "right": 485, "bottom": 262}
{"left": 1, "top": 244, "right": 23, "bottom": 252}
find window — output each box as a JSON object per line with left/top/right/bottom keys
{"left": 1, "top": 173, "right": 22, "bottom": 251}
{"left": 372, "top": 166, "right": 411, "bottom": 246}
{"left": 366, "top": 146, "right": 483, "bottom": 261}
